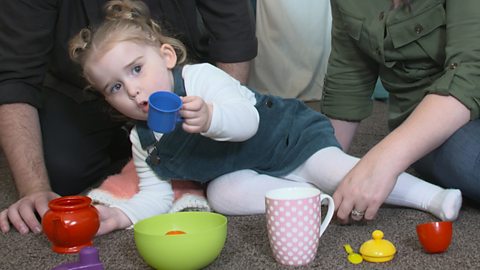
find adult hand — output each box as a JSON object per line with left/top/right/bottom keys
{"left": 0, "top": 191, "right": 59, "bottom": 234}
{"left": 333, "top": 151, "right": 398, "bottom": 223}
{"left": 332, "top": 94, "right": 471, "bottom": 224}
{"left": 180, "top": 96, "right": 212, "bottom": 133}
{"left": 94, "top": 204, "right": 132, "bottom": 236}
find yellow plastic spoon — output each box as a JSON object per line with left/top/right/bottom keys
{"left": 344, "top": 244, "right": 363, "bottom": 265}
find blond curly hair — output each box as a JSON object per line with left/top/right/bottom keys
{"left": 69, "top": 0, "right": 187, "bottom": 75}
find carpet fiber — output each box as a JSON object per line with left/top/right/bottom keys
{"left": 1, "top": 101, "right": 480, "bottom": 269}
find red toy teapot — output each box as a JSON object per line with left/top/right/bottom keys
{"left": 42, "top": 196, "right": 100, "bottom": 254}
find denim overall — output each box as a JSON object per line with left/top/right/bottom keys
{"left": 137, "top": 66, "right": 340, "bottom": 183}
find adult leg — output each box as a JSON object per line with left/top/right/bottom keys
{"left": 207, "top": 169, "right": 313, "bottom": 215}
{"left": 39, "top": 88, "right": 131, "bottom": 196}
{"left": 292, "top": 147, "right": 461, "bottom": 221}
{"left": 413, "top": 119, "right": 480, "bottom": 203}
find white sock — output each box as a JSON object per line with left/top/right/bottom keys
{"left": 385, "top": 173, "right": 462, "bottom": 221}
{"left": 431, "top": 189, "right": 462, "bottom": 221}
{"left": 169, "top": 194, "right": 212, "bottom": 213}
{"left": 292, "top": 147, "right": 462, "bottom": 221}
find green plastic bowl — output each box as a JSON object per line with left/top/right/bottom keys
{"left": 134, "top": 212, "right": 227, "bottom": 270}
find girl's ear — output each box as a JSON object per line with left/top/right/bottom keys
{"left": 159, "top": 44, "right": 177, "bottom": 69}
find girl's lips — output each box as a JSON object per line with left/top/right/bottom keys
{"left": 140, "top": 101, "right": 149, "bottom": 113}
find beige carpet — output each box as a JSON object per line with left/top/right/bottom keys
{"left": 1, "top": 101, "right": 480, "bottom": 270}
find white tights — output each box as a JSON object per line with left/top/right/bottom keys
{"left": 207, "top": 147, "right": 461, "bottom": 221}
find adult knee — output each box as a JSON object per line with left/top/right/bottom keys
{"left": 45, "top": 150, "right": 115, "bottom": 195}
{"left": 415, "top": 120, "right": 480, "bottom": 203}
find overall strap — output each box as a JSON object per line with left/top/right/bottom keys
{"left": 136, "top": 122, "right": 155, "bottom": 149}
{"left": 172, "top": 66, "right": 186, "bottom": 96}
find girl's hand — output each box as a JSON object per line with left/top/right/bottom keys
{"left": 94, "top": 204, "right": 132, "bottom": 236}
{"left": 180, "top": 96, "right": 212, "bottom": 133}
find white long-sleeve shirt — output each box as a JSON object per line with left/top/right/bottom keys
{"left": 112, "top": 63, "right": 259, "bottom": 223}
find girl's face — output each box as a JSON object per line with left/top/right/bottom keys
{"left": 85, "top": 41, "right": 177, "bottom": 120}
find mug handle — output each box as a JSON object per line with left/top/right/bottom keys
{"left": 319, "top": 194, "right": 335, "bottom": 237}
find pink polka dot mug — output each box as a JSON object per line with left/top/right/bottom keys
{"left": 265, "top": 187, "right": 334, "bottom": 266}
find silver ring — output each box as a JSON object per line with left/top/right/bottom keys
{"left": 351, "top": 209, "right": 365, "bottom": 218}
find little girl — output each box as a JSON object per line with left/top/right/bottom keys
{"left": 69, "top": 0, "right": 462, "bottom": 234}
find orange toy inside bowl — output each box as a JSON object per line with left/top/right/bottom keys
{"left": 416, "top": 221, "right": 452, "bottom": 253}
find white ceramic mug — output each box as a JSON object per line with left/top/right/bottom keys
{"left": 265, "top": 187, "right": 334, "bottom": 266}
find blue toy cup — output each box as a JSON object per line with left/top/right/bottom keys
{"left": 147, "top": 91, "right": 183, "bottom": 133}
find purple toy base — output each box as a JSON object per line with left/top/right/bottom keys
{"left": 51, "top": 246, "right": 104, "bottom": 270}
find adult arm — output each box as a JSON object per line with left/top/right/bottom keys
{"left": 216, "top": 61, "right": 251, "bottom": 85}
{"left": 329, "top": 119, "right": 359, "bottom": 151}
{"left": 0, "top": 0, "right": 59, "bottom": 234}
{"left": 332, "top": 0, "right": 480, "bottom": 222}
{"left": 196, "top": 0, "right": 257, "bottom": 84}
{"left": 0, "top": 104, "right": 58, "bottom": 234}
{"left": 321, "top": 1, "right": 380, "bottom": 150}
{"left": 335, "top": 95, "right": 469, "bottom": 222}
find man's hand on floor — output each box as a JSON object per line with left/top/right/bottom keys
{"left": 0, "top": 191, "right": 59, "bottom": 234}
